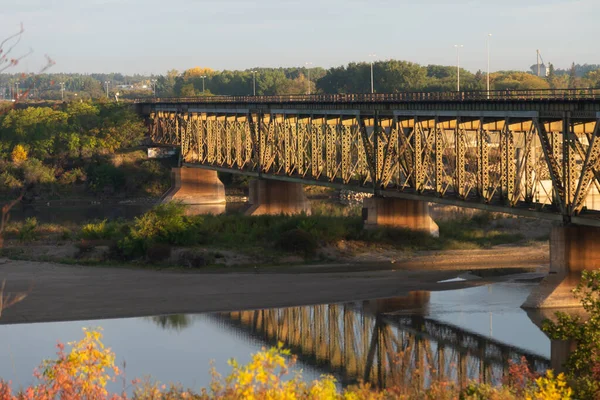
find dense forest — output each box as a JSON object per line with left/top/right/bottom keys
{"left": 2, "top": 61, "right": 600, "bottom": 101}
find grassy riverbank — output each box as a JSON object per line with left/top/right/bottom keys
{"left": 0, "top": 202, "right": 549, "bottom": 268}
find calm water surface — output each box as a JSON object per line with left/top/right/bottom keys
{"left": 0, "top": 282, "right": 550, "bottom": 392}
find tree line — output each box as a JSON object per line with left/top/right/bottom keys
{"left": 2, "top": 61, "right": 600, "bottom": 101}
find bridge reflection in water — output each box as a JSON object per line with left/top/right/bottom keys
{"left": 210, "top": 293, "right": 550, "bottom": 389}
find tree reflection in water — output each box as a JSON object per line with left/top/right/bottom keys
{"left": 148, "top": 314, "right": 193, "bottom": 331}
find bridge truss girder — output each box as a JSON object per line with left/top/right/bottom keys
{"left": 148, "top": 109, "right": 600, "bottom": 223}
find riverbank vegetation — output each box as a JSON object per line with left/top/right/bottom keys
{"left": 0, "top": 202, "right": 542, "bottom": 268}
{"left": 0, "top": 101, "right": 173, "bottom": 247}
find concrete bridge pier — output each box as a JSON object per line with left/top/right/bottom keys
{"left": 246, "top": 179, "right": 311, "bottom": 215}
{"left": 161, "top": 167, "right": 226, "bottom": 213}
{"left": 523, "top": 225, "right": 600, "bottom": 308}
{"left": 362, "top": 197, "right": 439, "bottom": 237}
{"left": 245, "top": 179, "right": 311, "bottom": 216}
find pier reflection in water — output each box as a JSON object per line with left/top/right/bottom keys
{"left": 213, "top": 287, "right": 550, "bottom": 389}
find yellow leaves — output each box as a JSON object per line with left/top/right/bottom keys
{"left": 526, "top": 370, "right": 573, "bottom": 400}
{"left": 308, "top": 375, "right": 338, "bottom": 399}
{"left": 10, "top": 144, "right": 27, "bottom": 164}
{"left": 32, "top": 327, "right": 121, "bottom": 399}
{"left": 183, "top": 67, "right": 214, "bottom": 79}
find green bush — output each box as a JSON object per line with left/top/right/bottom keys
{"left": 117, "top": 203, "right": 200, "bottom": 259}
{"left": 86, "top": 163, "right": 125, "bottom": 194}
{"left": 59, "top": 168, "right": 87, "bottom": 185}
{"left": 129, "top": 203, "right": 199, "bottom": 245}
{"left": 21, "top": 159, "right": 56, "bottom": 186}
{"left": 275, "top": 228, "right": 318, "bottom": 257}
{"left": 0, "top": 170, "right": 22, "bottom": 191}
{"left": 18, "top": 217, "right": 39, "bottom": 242}
{"left": 80, "top": 220, "right": 127, "bottom": 241}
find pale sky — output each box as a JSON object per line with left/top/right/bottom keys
{"left": 0, "top": 0, "right": 598, "bottom": 75}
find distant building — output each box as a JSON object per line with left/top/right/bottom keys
{"left": 530, "top": 64, "right": 548, "bottom": 77}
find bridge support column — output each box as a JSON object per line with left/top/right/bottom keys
{"left": 162, "top": 167, "right": 226, "bottom": 207}
{"left": 245, "top": 179, "right": 311, "bottom": 216}
{"left": 523, "top": 225, "right": 600, "bottom": 308}
{"left": 362, "top": 198, "right": 439, "bottom": 237}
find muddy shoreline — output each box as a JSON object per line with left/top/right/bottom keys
{"left": 0, "top": 245, "right": 548, "bottom": 325}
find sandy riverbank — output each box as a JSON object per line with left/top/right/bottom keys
{"left": 0, "top": 244, "right": 548, "bottom": 324}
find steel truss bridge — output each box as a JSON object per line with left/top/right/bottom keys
{"left": 137, "top": 89, "right": 600, "bottom": 225}
{"left": 212, "top": 298, "right": 549, "bottom": 389}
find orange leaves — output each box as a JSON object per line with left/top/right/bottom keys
{"left": 19, "top": 328, "right": 123, "bottom": 400}
{"left": 183, "top": 67, "right": 214, "bottom": 80}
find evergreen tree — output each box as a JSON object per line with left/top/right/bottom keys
{"left": 568, "top": 62, "right": 577, "bottom": 88}
{"left": 547, "top": 63, "right": 556, "bottom": 89}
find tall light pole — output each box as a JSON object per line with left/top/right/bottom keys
{"left": 454, "top": 45, "right": 463, "bottom": 92}
{"left": 251, "top": 71, "right": 257, "bottom": 96}
{"left": 487, "top": 34, "right": 492, "bottom": 96}
{"left": 104, "top": 80, "right": 110, "bottom": 98}
{"left": 60, "top": 82, "right": 65, "bottom": 101}
{"left": 304, "top": 62, "right": 313, "bottom": 95}
{"left": 368, "top": 54, "right": 376, "bottom": 94}
{"left": 200, "top": 75, "right": 206, "bottom": 95}
{"left": 151, "top": 79, "right": 157, "bottom": 97}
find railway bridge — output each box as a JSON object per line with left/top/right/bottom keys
{"left": 136, "top": 89, "right": 600, "bottom": 308}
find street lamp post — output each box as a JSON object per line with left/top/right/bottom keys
{"left": 200, "top": 75, "right": 206, "bottom": 95}
{"left": 487, "top": 34, "right": 492, "bottom": 97}
{"left": 454, "top": 45, "right": 463, "bottom": 92}
{"left": 251, "top": 71, "right": 257, "bottom": 96}
{"left": 368, "top": 54, "right": 376, "bottom": 94}
{"left": 104, "top": 81, "right": 110, "bottom": 98}
{"left": 304, "top": 62, "right": 313, "bottom": 95}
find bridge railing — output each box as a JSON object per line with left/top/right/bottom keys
{"left": 136, "top": 88, "right": 600, "bottom": 104}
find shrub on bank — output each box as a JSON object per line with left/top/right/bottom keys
{"left": 275, "top": 228, "right": 318, "bottom": 257}
{"left": 18, "top": 217, "right": 38, "bottom": 242}
{"left": 116, "top": 203, "right": 200, "bottom": 259}
{"left": 81, "top": 219, "right": 128, "bottom": 241}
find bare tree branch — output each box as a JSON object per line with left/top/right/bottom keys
{"left": 0, "top": 23, "right": 25, "bottom": 71}
{"left": 0, "top": 279, "right": 33, "bottom": 318}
